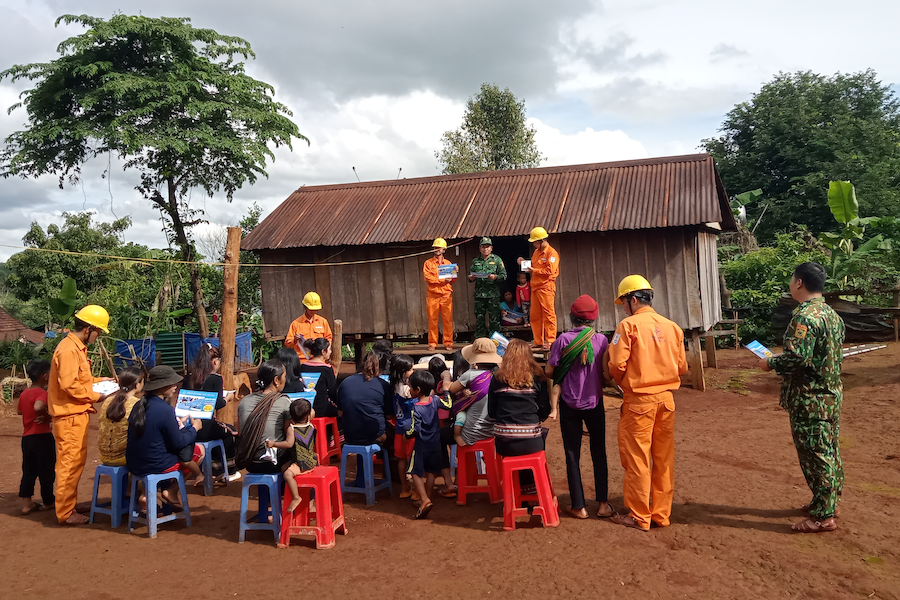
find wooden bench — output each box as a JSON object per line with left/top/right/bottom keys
{"left": 702, "top": 315, "right": 744, "bottom": 369}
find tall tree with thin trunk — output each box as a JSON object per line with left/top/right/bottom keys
{"left": 1, "top": 14, "right": 308, "bottom": 335}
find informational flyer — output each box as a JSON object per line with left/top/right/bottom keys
{"left": 301, "top": 372, "right": 321, "bottom": 391}
{"left": 175, "top": 390, "right": 219, "bottom": 420}
{"left": 521, "top": 260, "right": 532, "bottom": 271}
{"left": 491, "top": 331, "right": 510, "bottom": 356}
{"left": 438, "top": 263, "right": 459, "bottom": 280}
{"left": 92, "top": 380, "right": 120, "bottom": 396}
{"left": 469, "top": 271, "right": 490, "bottom": 279}
{"left": 285, "top": 391, "right": 316, "bottom": 403}
{"left": 746, "top": 340, "right": 774, "bottom": 359}
{"left": 379, "top": 374, "right": 389, "bottom": 382}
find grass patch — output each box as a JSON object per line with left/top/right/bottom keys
{"left": 859, "top": 483, "right": 900, "bottom": 497}
{"left": 724, "top": 371, "right": 752, "bottom": 396}
{"left": 864, "top": 556, "right": 884, "bottom": 565}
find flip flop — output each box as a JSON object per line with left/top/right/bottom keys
{"left": 567, "top": 507, "right": 589, "bottom": 520}
{"left": 21, "top": 503, "right": 42, "bottom": 515}
{"left": 437, "top": 487, "right": 457, "bottom": 499}
{"left": 415, "top": 502, "right": 433, "bottom": 520}
{"left": 610, "top": 514, "right": 648, "bottom": 531}
{"left": 597, "top": 505, "right": 616, "bottom": 518}
{"left": 792, "top": 517, "right": 837, "bottom": 533}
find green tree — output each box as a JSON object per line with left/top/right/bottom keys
{"left": 437, "top": 83, "right": 543, "bottom": 174}
{"left": 703, "top": 70, "right": 900, "bottom": 242}
{"left": 1, "top": 14, "right": 308, "bottom": 336}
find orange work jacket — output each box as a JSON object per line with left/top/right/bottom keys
{"left": 285, "top": 314, "right": 333, "bottom": 361}
{"left": 530, "top": 244, "right": 560, "bottom": 291}
{"left": 608, "top": 306, "right": 688, "bottom": 398}
{"left": 48, "top": 332, "right": 102, "bottom": 418}
{"left": 423, "top": 256, "right": 454, "bottom": 297}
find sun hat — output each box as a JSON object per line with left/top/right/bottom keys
{"left": 461, "top": 338, "right": 502, "bottom": 365}
{"left": 571, "top": 294, "right": 599, "bottom": 320}
{"left": 144, "top": 365, "right": 184, "bottom": 392}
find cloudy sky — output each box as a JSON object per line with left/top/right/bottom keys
{"left": 1, "top": 0, "right": 898, "bottom": 261}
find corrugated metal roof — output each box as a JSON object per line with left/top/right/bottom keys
{"left": 242, "top": 153, "right": 735, "bottom": 251}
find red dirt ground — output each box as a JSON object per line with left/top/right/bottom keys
{"left": 1, "top": 345, "right": 899, "bottom": 600}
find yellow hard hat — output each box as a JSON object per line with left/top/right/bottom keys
{"left": 615, "top": 275, "right": 653, "bottom": 305}
{"left": 432, "top": 238, "right": 448, "bottom": 249}
{"left": 302, "top": 291, "right": 323, "bottom": 311}
{"left": 74, "top": 304, "right": 110, "bottom": 333}
{"left": 528, "top": 227, "right": 549, "bottom": 243}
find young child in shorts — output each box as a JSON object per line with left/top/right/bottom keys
{"left": 17, "top": 359, "right": 55, "bottom": 515}
{"left": 516, "top": 272, "right": 531, "bottom": 325}
{"left": 405, "top": 370, "right": 451, "bottom": 519}
{"left": 266, "top": 397, "right": 317, "bottom": 514}
{"left": 389, "top": 354, "right": 417, "bottom": 498}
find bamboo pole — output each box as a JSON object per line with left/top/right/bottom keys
{"left": 218, "top": 226, "right": 242, "bottom": 426}
{"left": 331, "top": 319, "right": 343, "bottom": 374}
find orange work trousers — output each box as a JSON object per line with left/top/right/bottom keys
{"left": 618, "top": 392, "right": 675, "bottom": 530}
{"left": 530, "top": 284, "right": 557, "bottom": 346}
{"left": 426, "top": 292, "right": 453, "bottom": 346}
{"left": 53, "top": 412, "right": 91, "bottom": 523}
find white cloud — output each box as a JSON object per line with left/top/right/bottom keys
{"left": 531, "top": 119, "right": 648, "bottom": 167}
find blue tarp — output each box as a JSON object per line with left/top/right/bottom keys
{"left": 114, "top": 338, "right": 157, "bottom": 369}
{"left": 114, "top": 331, "right": 253, "bottom": 371}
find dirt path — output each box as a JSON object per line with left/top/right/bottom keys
{"left": 1, "top": 346, "right": 898, "bottom": 600}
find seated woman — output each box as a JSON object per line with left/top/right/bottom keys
{"left": 297, "top": 338, "right": 339, "bottom": 418}
{"left": 183, "top": 344, "right": 237, "bottom": 462}
{"left": 336, "top": 351, "right": 392, "bottom": 446}
{"left": 236, "top": 360, "right": 293, "bottom": 474}
{"left": 500, "top": 290, "right": 525, "bottom": 326}
{"left": 442, "top": 338, "right": 502, "bottom": 448}
{"left": 98, "top": 366, "right": 145, "bottom": 466}
{"left": 487, "top": 338, "right": 551, "bottom": 494}
{"left": 126, "top": 366, "right": 205, "bottom": 510}
{"left": 276, "top": 347, "right": 305, "bottom": 394}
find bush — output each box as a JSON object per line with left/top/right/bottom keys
{"left": 721, "top": 230, "right": 828, "bottom": 344}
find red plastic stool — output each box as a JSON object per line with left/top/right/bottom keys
{"left": 279, "top": 466, "right": 348, "bottom": 549}
{"left": 456, "top": 438, "right": 502, "bottom": 505}
{"left": 500, "top": 451, "right": 560, "bottom": 531}
{"left": 312, "top": 417, "right": 341, "bottom": 464}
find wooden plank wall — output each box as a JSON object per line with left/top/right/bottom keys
{"left": 257, "top": 228, "right": 715, "bottom": 339}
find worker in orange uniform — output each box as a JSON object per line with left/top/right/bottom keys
{"left": 285, "top": 291, "right": 333, "bottom": 362}
{"left": 517, "top": 227, "right": 559, "bottom": 350}
{"left": 48, "top": 305, "right": 114, "bottom": 525}
{"left": 607, "top": 275, "right": 688, "bottom": 532}
{"left": 423, "top": 238, "right": 456, "bottom": 351}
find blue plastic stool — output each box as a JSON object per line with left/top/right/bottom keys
{"left": 89, "top": 464, "right": 130, "bottom": 527}
{"left": 238, "top": 473, "right": 283, "bottom": 544}
{"left": 198, "top": 440, "right": 230, "bottom": 496}
{"left": 128, "top": 471, "right": 192, "bottom": 538}
{"left": 340, "top": 444, "right": 392, "bottom": 506}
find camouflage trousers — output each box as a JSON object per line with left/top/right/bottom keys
{"left": 473, "top": 296, "right": 501, "bottom": 339}
{"left": 789, "top": 414, "right": 844, "bottom": 519}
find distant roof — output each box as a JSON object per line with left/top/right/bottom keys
{"left": 243, "top": 153, "right": 735, "bottom": 251}
{"left": 0, "top": 307, "right": 44, "bottom": 344}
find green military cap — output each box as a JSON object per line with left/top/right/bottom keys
{"left": 479, "top": 237, "right": 493, "bottom": 246}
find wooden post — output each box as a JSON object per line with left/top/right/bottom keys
{"left": 893, "top": 289, "right": 899, "bottom": 343}
{"left": 687, "top": 328, "right": 706, "bottom": 391}
{"left": 218, "top": 226, "right": 242, "bottom": 426}
{"left": 331, "top": 319, "right": 343, "bottom": 374}
{"left": 704, "top": 333, "right": 718, "bottom": 369}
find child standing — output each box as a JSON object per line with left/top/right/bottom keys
{"left": 405, "top": 370, "right": 451, "bottom": 519}
{"left": 389, "top": 354, "right": 417, "bottom": 498}
{"left": 516, "top": 272, "right": 531, "bottom": 325}
{"left": 266, "top": 397, "right": 318, "bottom": 515}
{"left": 18, "top": 359, "right": 55, "bottom": 515}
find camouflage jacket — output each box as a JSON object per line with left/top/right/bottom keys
{"left": 767, "top": 297, "right": 845, "bottom": 421}
{"left": 470, "top": 254, "right": 507, "bottom": 298}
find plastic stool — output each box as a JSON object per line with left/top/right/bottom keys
{"left": 198, "top": 440, "right": 229, "bottom": 496}
{"left": 456, "top": 438, "right": 502, "bottom": 505}
{"left": 279, "top": 466, "right": 348, "bottom": 549}
{"left": 239, "top": 473, "right": 282, "bottom": 544}
{"left": 339, "top": 444, "right": 392, "bottom": 505}
{"left": 89, "top": 464, "right": 130, "bottom": 527}
{"left": 128, "top": 471, "right": 192, "bottom": 538}
{"left": 500, "top": 451, "right": 560, "bottom": 531}
{"left": 312, "top": 417, "right": 341, "bottom": 464}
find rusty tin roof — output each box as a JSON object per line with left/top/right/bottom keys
{"left": 242, "top": 153, "right": 735, "bottom": 251}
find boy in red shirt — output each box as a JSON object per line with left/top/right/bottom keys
{"left": 516, "top": 272, "right": 531, "bottom": 325}
{"left": 17, "top": 359, "right": 55, "bottom": 514}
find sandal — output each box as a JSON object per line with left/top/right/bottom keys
{"left": 437, "top": 487, "right": 457, "bottom": 499}
{"left": 399, "top": 490, "right": 413, "bottom": 499}
{"left": 415, "top": 502, "right": 433, "bottom": 520}
{"left": 792, "top": 517, "right": 837, "bottom": 533}
{"left": 610, "top": 514, "right": 648, "bottom": 531}
{"left": 597, "top": 504, "right": 616, "bottom": 518}
{"left": 567, "top": 507, "right": 589, "bottom": 520}
{"left": 21, "top": 503, "right": 42, "bottom": 515}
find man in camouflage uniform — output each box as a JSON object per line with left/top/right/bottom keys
{"left": 468, "top": 237, "right": 507, "bottom": 338}
{"left": 761, "top": 261, "right": 844, "bottom": 533}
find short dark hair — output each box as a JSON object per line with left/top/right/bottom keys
{"left": 72, "top": 317, "right": 90, "bottom": 332}
{"left": 570, "top": 313, "right": 593, "bottom": 327}
{"left": 26, "top": 359, "right": 51, "bottom": 382}
{"left": 624, "top": 290, "right": 653, "bottom": 306}
{"left": 794, "top": 261, "right": 826, "bottom": 293}
{"left": 408, "top": 370, "right": 435, "bottom": 396}
{"left": 289, "top": 397, "right": 312, "bottom": 422}
{"left": 372, "top": 339, "right": 393, "bottom": 354}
